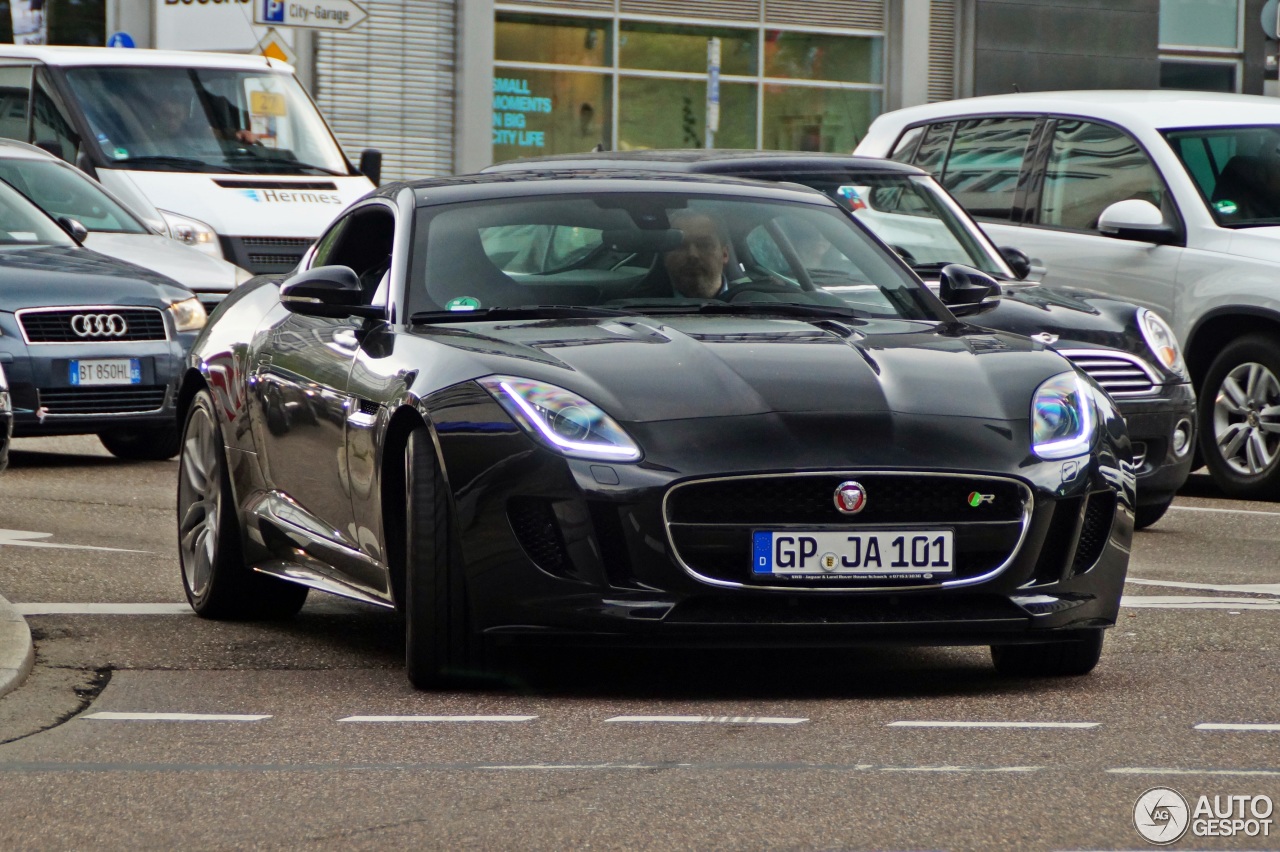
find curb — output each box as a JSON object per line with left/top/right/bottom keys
{"left": 0, "top": 591, "right": 33, "bottom": 700}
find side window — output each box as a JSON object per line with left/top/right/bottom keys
{"left": 940, "top": 117, "right": 1036, "bottom": 222}
{"left": 1038, "top": 120, "right": 1165, "bottom": 232}
{"left": 911, "top": 122, "right": 954, "bottom": 175}
{"left": 888, "top": 126, "right": 924, "bottom": 164}
{"left": 309, "top": 216, "right": 349, "bottom": 268}
{"left": 0, "top": 65, "right": 32, "bottom": 143}
{"left": 31, "top": 68, "right": 81, "bottom": 164}
{"left": 323, "top": 207, "right": 396, "bottom": 296}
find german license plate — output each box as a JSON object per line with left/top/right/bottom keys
{"left": 752, "top": 530, "right": 954, "bottom": 579}
{"left": 69, "top": 359, "right": 141, "bottom": 386}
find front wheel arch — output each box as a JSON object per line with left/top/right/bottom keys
{"left": 380, "top": 405, "right": 429, "bottom": 611}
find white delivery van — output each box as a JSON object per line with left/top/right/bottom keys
{"left": 0, "top": 46, "right": 378, "bottom": 275}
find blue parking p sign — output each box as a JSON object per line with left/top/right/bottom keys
{"left": 263, "top": 0, "right": 285, "bottom": 23}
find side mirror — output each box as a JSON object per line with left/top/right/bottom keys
{"left": 998, "top": 246, "right": 1031, "bottom": 280}
{"left": 1097, "top": 199, "right": 1178, "bottom": 245}
{"left": 280, "top": 265, "right": 383, "bottom": 319}
{"left": 358, "top": 149, "right": 382, "bottom": 187}
{"left": 57, "top": 216, "right": 88, "bottom": 245}
{"left": 938, "top": 263, "right": 1001, "bottom": 316}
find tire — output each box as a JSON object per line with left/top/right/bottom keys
{"left": 990, "top": 629, "right": 1104, "bottom": 677}
{"left": 177, "top": 389, "right": 308, "bottom": 620}
{"left": 1199, "top": 335, "right": 1280, "bottom": 500}
{"left": 404, "top": 426, "right": 475, "bottom": 689}
{"left": 1134, "top": 496, "right": 1174, "bottom": 530}
{"left": 100, "top": 425, "right": 182, "bottom": 461}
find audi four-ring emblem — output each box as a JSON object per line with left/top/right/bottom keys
{"left": 70, "top": 313, "right": 128, "bottom": 338}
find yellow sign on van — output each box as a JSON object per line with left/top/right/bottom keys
{"left": 251, "top": 91, "right": 287, "bottom": 117}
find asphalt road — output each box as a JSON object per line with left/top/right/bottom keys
{"left": 1, "top": 435, "right": 1278, "bottom": 851}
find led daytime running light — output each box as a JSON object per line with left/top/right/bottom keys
{"left": 497, "top": 380, "right": 640, "bottom": 461}
{"left": 1033, "top": 372, "right": 1095, "bottom": 459}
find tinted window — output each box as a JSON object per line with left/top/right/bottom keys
{"left": 940, "top": 117, "right": 1035, "bottom": 222}
{"left": 888, "top": 125, "right": 923, "bottom": 164}
{"left": 911, "top": 122, "right": 953, "bottom": 175}
{"left": 1164, "top": 125, "right": 1280, "bottom": 226}
{"left": 1038, "top": 120, "right": 1166, "bottom": 232}
{"left": 0, "top": 65, "right": 31, "bottom": 143}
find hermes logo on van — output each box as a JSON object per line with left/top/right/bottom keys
{"left": 239, "top": 189, "right": 343, "bottom": 205}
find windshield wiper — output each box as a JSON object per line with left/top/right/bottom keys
{"left": 109, "top": 156, "right": 245, "bottom": 174}
{"left": 410, "top": 305, "right": 633, "bottom": 324}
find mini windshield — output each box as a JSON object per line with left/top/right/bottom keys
{"left": 1164, "top": 126, "right": 1280, "bottom": 227}
{"left": 0, "top": 178, "right": 75, "bottom": 246}
{"left": 789, "top": 172, "right": 1006, "bottom": 277}
{"left": 0, "top": 159, "right": 146, "bottom": 234}
{"left": 64, "top": 66, "right": 351, "bottom": 177}
{"left": 409, "top": 192, "right": 945, "bottom": 322}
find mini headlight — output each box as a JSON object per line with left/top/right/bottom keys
{"left": 1032, "top": 371, "right": 1095, "bottom": 459}
{"left": 159, "top": 209, "right": 223, "bottom": 260}
{"left": 1137, "top": 308, "right": 1186, "bottom": 378}
{"left": 168, "top": 296, "right": 208, "bottom": 333}
{"left": 479, "top": 376, "right": 641, "bottom": 462}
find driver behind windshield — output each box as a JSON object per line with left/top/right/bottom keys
{"left": 664, "top": 211, "right": 729, "bottom": 299}
{"left": 140, "top": 77, "right": 259, "bottom": 153}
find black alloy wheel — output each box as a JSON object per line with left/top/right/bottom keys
{"left": 177, "top": 389, "right": 307, "bottom": 619}
{"left": 990, "top": 629, "right": 1105, "bottom": 677}
{"left": 1199, "top": 335, "right": 1280, "bottom": 500}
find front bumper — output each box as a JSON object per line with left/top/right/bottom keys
{"left": 1114, "top": 382, "right": 1196, "bottom": 507}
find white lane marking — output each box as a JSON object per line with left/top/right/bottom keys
{"left": 1168, "top": 505, "right": 1280, "bottom": 518}
{"left": 339, "top": 715, "right": 537, "bottom": 723}
{"left": 14, "top": 603, "right": 192, "bottom": 616}
{"left": 1195, "top": 723, "right": 1280, "bottom": 732}
{"left": 887, "top": 721, "right": 1099, "bottom": 729}
{"left": 1109, "top": 767, "right": 1280, "bottom": 777}
{"left": 1121, "top": 596, "right": 1280, "bottom": 610}
{"left": 879, "top": 765, "right": 1041, "bottom": 773}
{"left": 481, "top": 764, "right": 659, "bottom": 771}
{"left": 0, "top": 529, "right": 148, "bottom": 553}
{"left": 85, "top": 712, "right": 271, "bottom": 722}
{"left": 1126, "top": 578, "right": 1280, "bottom": 596}
{"left": 605, "top": 715, "right": 808, "bottom": 725}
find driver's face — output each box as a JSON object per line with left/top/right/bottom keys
{"left": 665, "top": 214, "right": 728, "bottom": 299}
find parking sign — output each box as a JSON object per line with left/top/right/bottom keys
{"left": 262, "top": 0, "right": 285, "bottom": 24}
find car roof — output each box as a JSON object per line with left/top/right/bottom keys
{"left": 486, "top": 149, "right": 927, "bottom": 176}
{"left": 0, "top": 138, "right": 63, "bottom": 161}
{"left": 0, "top": 45, "right": 290, "bottom": 72}
{"left": 392, "top": 169, "right": 840, "bottom": 207}
{"left": 871, "top": 90, "right": 1280, "bottom": 132}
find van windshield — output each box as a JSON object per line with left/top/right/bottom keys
{"left": 63, "top": 66, "right": 352, "bottom": 177}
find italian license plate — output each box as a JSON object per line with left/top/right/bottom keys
{"left": 752, "top": 530, "right": 954, "bottom": 579}
{"left": 69, "top": 359, "right": 141, "bottom": 387}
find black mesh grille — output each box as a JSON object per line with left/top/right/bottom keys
{"left": 19, "top": 308, "right": 167, "bottom": 343}
{"left": 508, "top": 497, "right": 568, "bottom": 573}
{"left": 223, "top": 237, "right": 313, "bottom": 275}
{"left": 667, "top": 474, "right": 1025, "bottom": 525}
{"left": 1072, "top": 492, "right": 1116, "bottom": 575}
{"left": 1032, "top": 497, "right": 1083, "bottom": 583}
{"left": 38, "top": 386, "right": 167, "bottom": 414}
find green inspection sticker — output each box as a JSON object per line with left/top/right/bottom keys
{"left": 1214, "top": 199, "right": 1239, "bottom": 215}
{"left": 445, "top": 296, "right": 481, "bottom": 311}
{"left": 112, "top": 147, "right": 129, "bottom": 160}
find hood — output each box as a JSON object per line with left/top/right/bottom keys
{"left": 0, "top": 246, "right": 195, "bottom": 309}
{"left": 83, "top": 233, "right": 242, "bottom": 294}
{"left": 415, "top": 315, "right": 1070, "bottom": 424}
{"left": 969, "top": 283, "right": 1146, "bottom": 354}
{"left": 101, "top": 171, "right": 373, "bottom": 238}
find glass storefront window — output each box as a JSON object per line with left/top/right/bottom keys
{"left": 1160, "top": 59, "right": 1237, "bottom": 91}
{"left": 764, "top": 31, "right": 882, "bottom": 83}
{"left": 762, "top": 85, "right": 880, "bottom": 152}
{"left": 1158, "top": 0, "right": 1240, "bottom": 49}
{"left": 496, "top": 14, "right": 611, "bottom": 67}
{"left": 619, "top": 22, "right": 757, "bottom": 76}
{"left": 492, "top": 69, "right": 612, "bottom": 164}
{"left": 617, "top": 77, "right": 755, "bottom": 150}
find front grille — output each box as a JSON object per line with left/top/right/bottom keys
{"left": 249, "top": 253, "right": 306, "bottom": 269}
{"left": 18, "top": 308, "right": 167, "bottom": 344}
{"left": 665, "top": 473, "right": 1031, "bottom": 588}
{"left": 1062, "top": 350, "right": 1158, "bottom": 397}
{"left": 38, "top": 386, "right": 167, "bottom": 415}
{"left": 223, "top": 236, "right": 313, "bottom": 275}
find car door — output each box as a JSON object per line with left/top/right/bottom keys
{"left": 248, "top": 204, "right": 392, "bottom": 554}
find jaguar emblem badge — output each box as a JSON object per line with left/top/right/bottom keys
{"left": 834, "top": 481, "right": 867, "bottom": 515}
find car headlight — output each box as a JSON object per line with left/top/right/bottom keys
{"left": 168, "top": 297, "right": 208, "bottom": 333}
{"left": 159, "top": 209, "right": 223, "bottom": 259}
{"left": 1032, "top": 371, "right": 1095, "bottom": 459}
{"left": 479, "top": 376, "right": 641, "bottom": 462}
{"left": 0, "top": 362, "right": 9, "bottom": 414}
{"left": 1137, "top": 308, "right": 1186, "bottom": 378}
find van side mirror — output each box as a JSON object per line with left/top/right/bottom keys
{"left": 938, "top": 263, "right": 1001, "bottom": 316}
{"left": 998, "top": 246, "right": 1031, "bottom": 280}
{"left": 358, "top": 149, "right": 382, "bottom": 186}
{"left": 1097, "top": 199, "right": 1178, "bottom": 245}
{"left": 57, "top": 216, "right": 88, "bottom": 245}
{"left": 280, "top": 265, "right": 384, "bottom": 319}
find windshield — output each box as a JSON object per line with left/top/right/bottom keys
{"left": 1164, "top": 125, "right": 1280, "bottom": 227}
{"left": 0, "top": 159, "right": 146, "bottom": 234}
{"left": 0, "top": 178, "right": 75, "bottom": 246}
{"left": 409, "top": 192, "right": 944, "bottom": 322}
{"left": 785, "top": 172, "right": 1006, "bottom": 276}
{"left": 63, "top": 66, "right": 351, "bottom": 176}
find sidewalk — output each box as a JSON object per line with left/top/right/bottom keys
{"left": 0, "top": 591, "right": 33, "bottom": 699}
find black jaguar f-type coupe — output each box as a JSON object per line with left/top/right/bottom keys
{"left": 176, "top": 172, "right": 1134, "bottom": 688}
